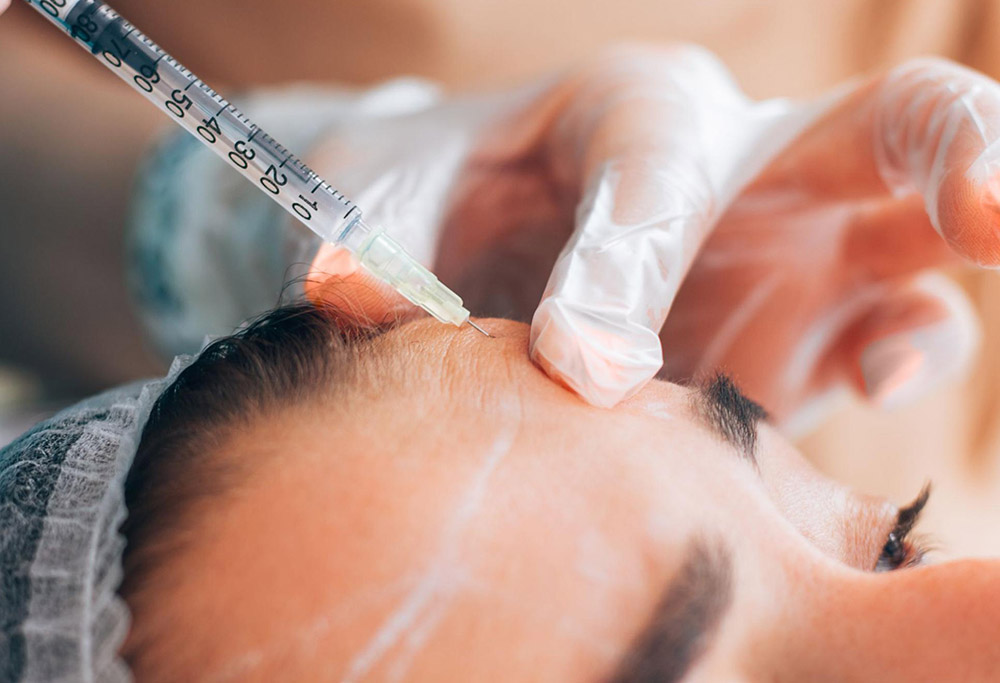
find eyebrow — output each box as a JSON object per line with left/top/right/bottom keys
{"left": 692, "top": 374, "right": 768, "bottom": 465}
{"left": 608, "top": 539, "right": 733, "bottom": 683}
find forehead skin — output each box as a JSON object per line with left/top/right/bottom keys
{"left": 128, "top": 319, "right": 884, "bottom": 682}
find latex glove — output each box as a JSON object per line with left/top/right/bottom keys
{"left": 0, "top": 0, "right": 8, "bottom": 14}
{"left": 304, "top": 47, "right": 999, "bottom": 419}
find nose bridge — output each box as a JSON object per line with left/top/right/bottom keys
{"left": 781, "top": 560, "right": 1000, "bottom": 682}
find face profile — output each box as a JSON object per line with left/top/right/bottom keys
{"left": 115, "top": 306, "right": 1000, "bottom": 682}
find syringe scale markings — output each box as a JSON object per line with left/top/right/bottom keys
{"left": 23, "top": 0, "right": 490, "bottom": 335}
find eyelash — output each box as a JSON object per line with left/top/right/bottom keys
{"left": 875, "top": 484, "right": 932, "bottom": 572}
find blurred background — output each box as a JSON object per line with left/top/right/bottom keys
{"left": 3, "top": 0, "right": 1000, "bottom": 555}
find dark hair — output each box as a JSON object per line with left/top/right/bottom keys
{"left": 119, "top": 304, "right": 380, "bottom": 645}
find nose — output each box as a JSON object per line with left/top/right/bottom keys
{"left": 774, "top": 560, "right": 1000, "bottom": 682}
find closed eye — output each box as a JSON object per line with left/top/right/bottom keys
{"left": 875, "top": 484, "right": 932, "bottom": 572}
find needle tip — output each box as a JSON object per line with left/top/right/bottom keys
{"left": 467, "top": 320, "right": 494, "bottom": 338}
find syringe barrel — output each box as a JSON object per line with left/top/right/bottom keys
{"left": 26, "top": 0, "right": 361, "bottom": 242}
{"left": 24, "top": 0, "right": 473, "bottom": 327}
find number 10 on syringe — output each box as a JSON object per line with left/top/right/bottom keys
{"left": 23, "top": 0, "right": 489, "bottom": 333}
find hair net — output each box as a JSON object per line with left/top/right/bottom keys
{"left": 0, "top": 357, "right": 193, "bottom": 683}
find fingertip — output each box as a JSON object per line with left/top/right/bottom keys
{"left": 849, "top": 274, "right": 980, "bottom": 408}
{"left": 935, "top": 165, "right": 1000, "bottom": 267}
{"left": 529, "top": 298, "right": 662, "bottom": 408}
{"left": 304, "top": 244, "right": 359, "bottom": 301}
{"left": 858, "top": 313, "right": 972, "bottom": 409}
{"left": 305, "top": 244, "right": 410, "bottom": 327}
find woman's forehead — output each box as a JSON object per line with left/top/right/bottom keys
{"left": 375, "top": 317, "right": 698, "bottom": 415}
{"left": 198, "top": 380, "right": 748, "bottom": 681}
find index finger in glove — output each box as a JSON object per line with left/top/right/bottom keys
{"left": 530, "top": 45, "right": 751, "bottom": 408}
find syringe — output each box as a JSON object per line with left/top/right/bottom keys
{"left": 23, "top": 0, "right": 491, "bottom": 336}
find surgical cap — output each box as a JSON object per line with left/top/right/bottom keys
{"left": 0, "top": 357, "right": 194, "bottom": 682}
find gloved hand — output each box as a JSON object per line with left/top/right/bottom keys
{"left": 303, "top": 46, "right": 1000, "bottom": 421}
{"left": 1, "top": 1, "right": 9, "bottom": 14}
